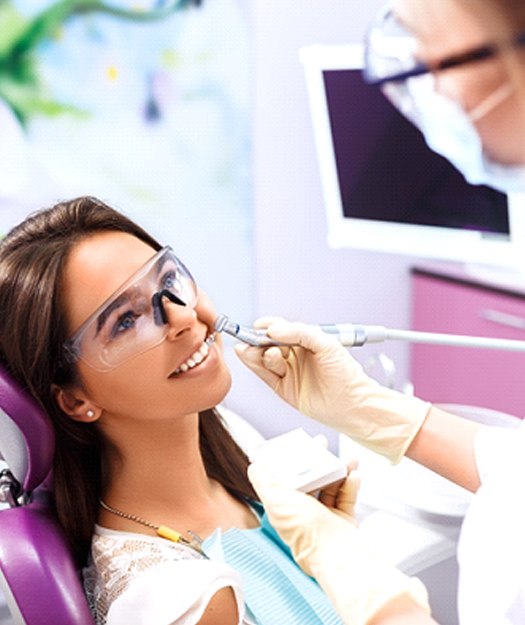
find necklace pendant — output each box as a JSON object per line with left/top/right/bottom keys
{"left": 157, "top": 525, "right": 183, "bottom": 543}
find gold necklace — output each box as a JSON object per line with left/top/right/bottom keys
{"left": 99, "top": 499, "right": 206, "bottom": 556}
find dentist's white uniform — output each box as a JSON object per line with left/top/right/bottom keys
{"left": 457, "top": 423, "right": 525, "bottom": 623}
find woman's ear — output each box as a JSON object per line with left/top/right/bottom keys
{"left": 51, "top": 384, "right": 101, "bottom": 422}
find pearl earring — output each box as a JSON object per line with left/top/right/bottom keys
{"left": 86, "top": 410, "right": 95, "bottom": 419}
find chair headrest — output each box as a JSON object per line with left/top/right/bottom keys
{"left": 0, "top": 365, "right": 55, "bottom": 492}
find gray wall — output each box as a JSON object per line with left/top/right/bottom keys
{"left": 224, "top": 0, "right": 419, "bottom": 446}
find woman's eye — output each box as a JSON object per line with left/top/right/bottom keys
{"left": 161, "top": 270, "right": 177, "bottom": 290}
{"left": 111, "top": 311, "right": 138, "bottom": 338}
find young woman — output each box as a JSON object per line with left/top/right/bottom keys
{"left": 237, "top": 1, "right": 525, "bottom": 624}
{"left": 0, "top": 196, "right": 353, "bottom": 625}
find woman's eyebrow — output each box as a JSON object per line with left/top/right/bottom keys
{"left": 96, "top": 292, "right": 131, "bottom": 335}
{"left": 93, "top": 253, "right": 174, "bottom": 336}
{"left": 154, "top": 253, "right": 174, "bottom": 276}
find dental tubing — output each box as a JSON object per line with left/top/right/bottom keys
{"left": 215, "top": 314, "right": 525, "bottom": 352}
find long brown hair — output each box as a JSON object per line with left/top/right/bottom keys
{"left": 0, "top": 196, "right": 256, "bottom": 565}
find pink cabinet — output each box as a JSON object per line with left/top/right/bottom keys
{"left": 411, "top": 267, "right": 525, "bottom": 418}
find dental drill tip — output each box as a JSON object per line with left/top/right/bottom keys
{"left": 214, "top": 314, "right": 243, "bottom": 341}
{"left": 214, "top": 314, "right": 229, "bottom": 333}
{"left": 214, "top": 313, "right": 280, "bottom": 347}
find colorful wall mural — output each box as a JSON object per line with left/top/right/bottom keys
{"left": 0, "top": 0, "right": 253, "bottom": 320}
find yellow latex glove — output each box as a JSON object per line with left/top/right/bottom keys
{"left": 248, "top": 463, "right": 430, "bottom": 625}
{"left": 235, "top": 319, "right": 431, "bottom": 464}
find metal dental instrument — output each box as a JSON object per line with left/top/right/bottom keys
{"left": 214, "top": 314, "right": 525, "bottom": 352}
{"left": 214, "top": 314, "right": 286, "bottom": 347}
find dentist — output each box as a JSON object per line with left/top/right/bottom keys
{"left": 238, "top": 1, "right": 525, "bottom": 623}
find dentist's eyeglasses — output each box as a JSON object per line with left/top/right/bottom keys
{"left": 63, "top": 246, "right": 197, "bottom": 372}
{"left": 363, "top": 6, "right": 525, "bottom": 87}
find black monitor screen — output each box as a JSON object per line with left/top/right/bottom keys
{"left": 322, "top": 69, "right": 510, "bottom": 236}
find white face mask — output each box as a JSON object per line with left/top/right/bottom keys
{"left": 386, "top": 75, "right": 525, "bottom": 195}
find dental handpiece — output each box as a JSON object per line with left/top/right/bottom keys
{"left": 214, "top": 313, "right": 525, "bottom": 352}
{"left": 214, "top": 314, "right": 284, "bottom": 347}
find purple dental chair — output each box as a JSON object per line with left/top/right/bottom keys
{"left": 0, "top": 365, "right": 94, "bottom": 625}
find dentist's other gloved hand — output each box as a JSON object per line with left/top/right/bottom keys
{"left": 248, "top": 463, "right": 430, "bottom": 625}
{"left": 235, "top": 319, "right": 431, "bottom": 464}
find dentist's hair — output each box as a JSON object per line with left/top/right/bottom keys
{"left": 457, "top": 0, "right": 525, "bottom": 44}
{"left": 0, "top": 196, "right": 256, "bottom": 565}
{"left": 477, "top": 0, "right": 525, "bottom": 24}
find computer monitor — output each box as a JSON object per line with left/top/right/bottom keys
{"left": 300, "top": 44, "right": 525, "bottom": 269}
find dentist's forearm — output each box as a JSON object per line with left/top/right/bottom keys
{"left": 405, "top": 406, "right": 481, "bottom": 492}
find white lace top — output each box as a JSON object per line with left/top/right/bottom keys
{"left": 83, "top": 525, "right": 252, "bottom": 625}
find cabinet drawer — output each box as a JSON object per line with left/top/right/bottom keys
{"left": 411, "top": 273, "right": 525, "bottom": 418}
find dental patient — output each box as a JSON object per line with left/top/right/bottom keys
{"left": 0, "top": 196, "right": 351, "bottom": 625}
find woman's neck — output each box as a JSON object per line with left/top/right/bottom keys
{"left": 98, "top": 411, "right": 258, "bottom": 537}
{"left": 102, "top": 411, "right": 209, "bottom": 503}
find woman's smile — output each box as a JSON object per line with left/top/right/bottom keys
{"left": 169, "top": 332, "right": 217, "bottom": 377}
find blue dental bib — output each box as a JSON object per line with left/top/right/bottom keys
{"left": 203, "top": 503, "right": 343, "bottom": 625}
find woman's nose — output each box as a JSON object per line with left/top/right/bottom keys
{"left": 152, "top": 289, "right": 187, "bottom": 325}
{"left": 158, "top": 292, "right": 197, "bottom": 340}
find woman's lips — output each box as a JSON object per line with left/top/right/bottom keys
{"left": 169, "top": 332, "right": 217, "bottom": 377}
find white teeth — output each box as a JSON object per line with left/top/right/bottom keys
{"left": 172, "top": 334, "right": 215, "bottom": 376}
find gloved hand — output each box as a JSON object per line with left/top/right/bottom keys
{"left": 248, "top": 463, "right": 430, "bottom": 625}
{"left": 235, "top": 319, "right": 431, "bottom": 464}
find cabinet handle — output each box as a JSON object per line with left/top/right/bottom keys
{"left": 480, "top": 309, "right": 525, "bottom": 331}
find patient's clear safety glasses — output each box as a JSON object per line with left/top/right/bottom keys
{"left": 363, "top": 5, "right": 525, "bottom": 89}
{"left": 63, "top": 246, "right": 197, "bottom": 372}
